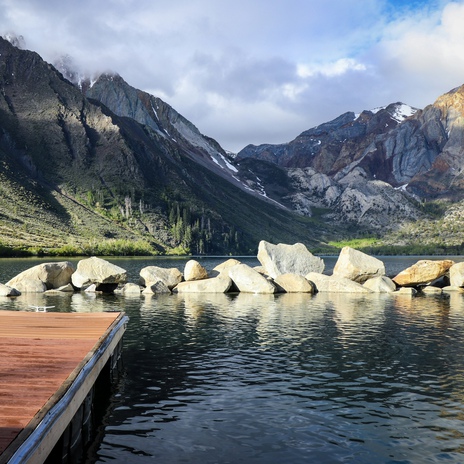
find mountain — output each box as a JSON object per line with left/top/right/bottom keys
{"left": 234, "top": 92, "right": 464, "bottom": 249}
{"left": 237, "top": 103, "right": 417, "bottom": 171}
{"left": 0, "top": 36, "right": 336, "bottom": 255}
{"left": 2, "top": 32, "right": 464, "bottom": 257}
{"left": 234, "top": 104, "right": 423, "bottom": 231}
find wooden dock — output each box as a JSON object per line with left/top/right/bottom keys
{"left": 0, "top": 310, "right": 128, "bottom": 464}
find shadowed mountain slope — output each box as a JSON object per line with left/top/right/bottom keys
{"left": 0, "top": 37, "right": 336, "bottom": 254}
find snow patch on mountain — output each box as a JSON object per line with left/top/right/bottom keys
{"left": 391, "top": 104, "right": 417, "bottom": 122}
{"left": 211, "top": 153, "right": 238, "bottom": 173}
{"left": 369, "top": 103, "right": 417, "bottom": 121}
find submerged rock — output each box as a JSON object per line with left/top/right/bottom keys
{"left": 421, "top": 286, "right": 442, "bottom": 295}
{"left": 121, "top": 283, "right": 142, "bottom": 294}
{"left": 442, "top": 286, "right": 464, "bottom": 293}
{"left": 395, "top": 287, "right": 418, "bottom": 296}
{"left": 45, "top": 283, "right": 75, "bottom": 293}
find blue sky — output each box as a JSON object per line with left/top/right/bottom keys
{"left": 0, "top": 0, "right": 463, "bottom": 152}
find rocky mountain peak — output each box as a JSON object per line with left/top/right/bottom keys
{"left": 236, "top": 101, "right": 416, "bottom": 174}
{"left": 2, "top": 32, "right": 26, "bottom": 49}
{"left": 432, "top": 84, "right": 464, "bottom": 122}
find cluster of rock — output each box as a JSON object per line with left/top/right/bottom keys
{"left": 1, "top": 241, "right": 464, "bottom": 298}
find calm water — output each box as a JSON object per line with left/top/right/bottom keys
{"left": 2, "top": 256, "right": 464, "bottom": 463}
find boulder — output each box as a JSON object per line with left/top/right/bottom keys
{"left": 11, "top": 278, "right": 47, "bottom": 293}
{"left": 392, "top": 260, "right": 455, "bottom": 286}
{"left": 71, "top": 257, "right": 127, "bottom": 291}
{"left": 56, "top": 283, "right": 75, "bottom": 292}
{"left": 0, "top": 283, "right": 20, "bottom": 296}
{"left": 395, "top": 287, "right": 418, "bottom": 296}
{"left": 443, "top": 286, "right": 464, "bottom": 293}
{"left": 174, "top": 275, "right": 233, "bottom": 293}
{"left": 257, "top": 241, "right": 324, "bottom": 279}
{"left": 228, "top": 263, "right": 276, "bottom": 294}
{"left": 184, "top": 260, "right": 208, "bottom": 281}
{"left": 363, "top": 276, "right": 396, "bottom": 293}
{"left": 142, "top": 281, "right": 172, "bottom": 294}
{"left": 253, "top": 266, "right": 267, "bottom": 275}
{"left": 213, "top": 259, "right": 241, "bottom": 275}
{"left": 449, "top": 262, "right": 464, "bottom": 287}
{"left": 273, "top": 273, "right": 315, "bottom": 293}
{"left": 139, "top": 266, "right": 183, "bottom": 290}
{"left": 306, "top": 272, "right": 372, "bottom": 293}
{"left": 45, "top": 283, "right": 75, "bottom": 293}
{"left": 84, "top": 284, "right": 98, "bottom": 293}
{"left": 6, "top": 261, "right": 74, "bottom": 290}
{"left": 333, "top": 247, "right": 385, "bottom": 283}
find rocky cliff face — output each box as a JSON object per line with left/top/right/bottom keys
{"left": 83, "top": 73, "right": 250, "bottom": 190}
{"left": 237, "top": 103, "right": 417, "bottom": 172}
{"left": 235, "top": 89, "right": 464, "bottom": 235}
{"left": 406, "top": 85, "right": 464, "bottom": 198}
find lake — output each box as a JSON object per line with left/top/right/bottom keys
{"left": 2, "top": 255, "right": 464, "bottom": 463}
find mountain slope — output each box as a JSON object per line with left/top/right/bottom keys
{"left": 234, "top": 90, "right": 464, "bottom": 245}
{"left": 0, "top": 36, "right": 337, "bottom": 255}
{"left": 234, "top": 104, "right": 423, "bottom": 232}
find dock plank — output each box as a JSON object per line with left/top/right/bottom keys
{"left": 0, "top": 310, "right": 123, "bottom": 460}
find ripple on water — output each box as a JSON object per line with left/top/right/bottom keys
{"left": 82, "top": 290, "right": 464, "bottom": 463}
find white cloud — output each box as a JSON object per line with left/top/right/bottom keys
{"left": 369, "top": 1, "right": 464, "bottom": 108}
{"left": 297, "top": 59, "right": 367, "bottom": 78}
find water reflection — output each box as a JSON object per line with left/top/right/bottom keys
{"left": 84, "top": 290, "right": 464, "bottom": 463}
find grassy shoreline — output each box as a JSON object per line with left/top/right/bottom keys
{"left": 1, "top": 238, "right": 463, "bottom": 258}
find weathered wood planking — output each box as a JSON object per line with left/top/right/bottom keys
{"left": 0, "top": 310, "right": 126, "bottom": 463}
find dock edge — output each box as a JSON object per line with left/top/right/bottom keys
{"left": 1, "top": 312, "right": 129, "bottom": 464}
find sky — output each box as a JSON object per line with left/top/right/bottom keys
{"left": 1, "top": 0, "right": 464, "bottom": 152}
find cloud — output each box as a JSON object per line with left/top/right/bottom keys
{"left": 0, "top": 0, "right": 463, "bottom": 152}
{"left": 374, "top": 1, "right": 464, "bottom": 105}
{"left": 297, "top": 59, "right": 368, "bottom": 79}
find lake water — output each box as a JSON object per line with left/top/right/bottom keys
{"left": 2, "top": 255, "right": 464, "bottom": 463}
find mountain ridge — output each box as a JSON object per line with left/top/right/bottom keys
{"left": 2, "top": 33, "right": 464, "bottom": 256}
{"left": 0, "top": 36, "right": 336, "bottom": 255}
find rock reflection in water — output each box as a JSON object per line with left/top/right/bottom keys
{"left": 86, "top": 290, "right": 464, "bottom": 463}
